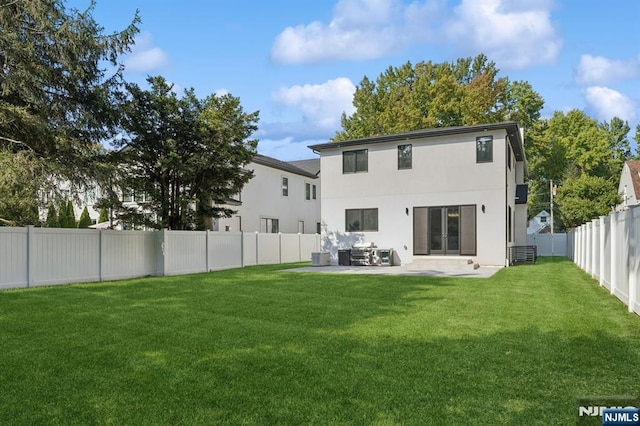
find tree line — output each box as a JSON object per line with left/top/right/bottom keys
{"left": 0, "top": 1, "right": 258, "bottom": 230}
{"left": 335, "top": 55, "right": 638, "bottom": 230}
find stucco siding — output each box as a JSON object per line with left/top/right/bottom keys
{"left": 319, "top": 128, "right": 520, "bottom": 266}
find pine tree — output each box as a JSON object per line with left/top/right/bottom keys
{"left": 98, "top": 207, "right": 109, "bottom": 224}
{"left": 44, "top": 202, "right": 59, "bottom": 228}
{"left": 57, "top": 200, "right": 69, "bottom": 228}
{"left": 78, "top": 206, "right": 92, "bottom": 228}
{"left": 65, "top": 200, "right": 77, "bottom": 228}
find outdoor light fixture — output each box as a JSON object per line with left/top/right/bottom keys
{"left": 405, "top": 207, "right": 409, "bottom": 216}
{"left": 482, "top": 204, "right": 486, "bottom": 213}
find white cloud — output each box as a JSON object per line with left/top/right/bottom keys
{"left": 584, "top": 86, "right": 637, "bottom": 122}
{"left": 270, "top": 0, "right": 559, "bottom": 69}
{"left": 575, "top": 54, "right": 639, "bottom": 86}
{"left": 124, "top": 33, "right": 169, "bottom": 73}
{"left": 444, "top": 0, "right": 561, "bottom": 69}
{"left": 270, "top": 0, "right": 427, "bottom": 64}
{"left": 272, "top": 77, "right": 356, "bottom": 130}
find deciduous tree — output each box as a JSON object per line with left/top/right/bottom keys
{"left": 335, "top": 54, "right": 544, "bottom": 141}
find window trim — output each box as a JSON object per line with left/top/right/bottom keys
{"left": 343, "top": 149, "right": 368, "bottom": 174}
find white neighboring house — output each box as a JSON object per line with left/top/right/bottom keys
{"left": 617, "top": 160, "right": 640, "bottom": 211}
{"left": 215, "top": 154, "right": 321, "bottom": 234}
{"left": 527, "top": 210, "right": 551, "bottom": 234}
{"left": 39, "top": 181, "right": 103, "bottom": 226}
{"left": 308, "top": 122, "right": 528, "bottom": 267}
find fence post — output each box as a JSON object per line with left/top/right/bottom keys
{"left": 157, "top": 229, "right": 167, "bottom": 277}
{"left": 26, "top": 225, "right": 34, "bottom": 288}
{"left": 240, "top": 231, "right": 244, "bottom": 268}
{"left": 279, "top": 232, "right": 282, "bottom": 264}
{"left": 255, "top": 231, "right": 259, "bottom": 266}
{"left": 585, "top": 222, "right": 592, "bottom": 274}
{"left": 98, "top": 229, "right": 104, "bottom": 282}
{"left": 205, "top": 230, "right": 210, "bottom": 273}
{"left": 591, "top": 219, "right": 598, "bottom": 279}
{"left": 599, "top": 216, "right": 605, "bottom": 286}
{"left": 610, "top": 212, "right": 618, "bottom": 296}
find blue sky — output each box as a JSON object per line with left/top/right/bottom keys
{"left": 73, "top": 0, "right": 639, "bottom": 160}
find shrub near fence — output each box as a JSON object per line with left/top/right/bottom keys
{"left": 0, "top": 227, "right": 321, "bottom": 290}
{"left": 569, "top": 207, "right": 640, "bottom": 316}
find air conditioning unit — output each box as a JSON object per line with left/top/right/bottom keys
{"left": 311, "top": 252, "right": 330, "bottom": 266}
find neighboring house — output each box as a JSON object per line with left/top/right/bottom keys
{"left": 215, "top": 154, "right": 321, "bottom": 234}
{"left": 617, "top": 160, "right": 640, "bottom": 211}
{"left": 527, "top": 210, "right": 551, "bottom": 234}
{"left": 309, "top": 122, "right": 528, "bottom": 267}
{"left": 39, "top": 181, "right": 103, "bottom": 226}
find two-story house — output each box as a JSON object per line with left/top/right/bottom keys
{"left": 215, "top": 154, "right": 321, "bottom": 234}
{"left": 309, "top": 122, "right": 528, "bottom": 267}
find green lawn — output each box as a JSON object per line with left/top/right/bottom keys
{"left": 1, "top": 258, "right": 639, "bottom": 425}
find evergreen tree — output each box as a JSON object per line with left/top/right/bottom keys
{"left": 115, "top": 76, "right": 259, "bottom": 230}
{"left": 57, "top": 200, "right": 69, "bottom": 228}
{"left": 98, "top": 207, "right": 109, "bottom": 224}
{"left": 65, "top": 200, "right": 77, "bottom": 228}
{"left": 45, "top": 202, "right": 59, "bottom": 228}
{"left": 0, "top": 1, "right": 139, "bottom": 225}
{"left": 78, "top": 206, "right": 92, "bottom": 228}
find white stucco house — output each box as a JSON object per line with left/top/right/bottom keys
{"left": 215, "top": 154, "right": 321, "bottom": 234}
{"left": 309, "top": 122, "right": 528, "bottom": 267}
{"left": 617, "top": 160, "right": 640, "bottom": 211}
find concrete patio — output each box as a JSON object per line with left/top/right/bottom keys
{"left": 283, "top": 263, "right": 503, "bottom": 278}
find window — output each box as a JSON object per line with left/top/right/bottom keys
{"left": 312, "top": 184, "right": 317, "bottom": 200}
{"left": 540, "top": 216, "right": 547, "bottom": 223}
{"left": 123, "top": 188, "right": 133, "bottom": 203}
{"left": 263, "top": 218, "right": 279, "bottom": 233}
{"left": 507, "top": 206, "right": 512, "bottom": 243}
{"left": 282, "top": 177, "right": 288, "bottom": 196}
{"left": 316, "top": 222, "right": 321, "bottom": 234}
{"left": 345, "top": 208, "right": 378, "bottom": 232}
{"left": 305, "top": 183, "right": 311, "bottom": 200}
{"left": 476, "top": 136, "right": 493, "bottom": 163}
{"left": 343, "top": 149, "right": 368, "bottom": 173}
{"left": 398, "top": 144, "right": 412, "bottom": 169}
{"left": 507, "top": 143, "right": 512, "bottom": 170}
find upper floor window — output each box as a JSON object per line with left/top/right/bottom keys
{"left": 343, "top": 149, "right": 368, "bottom": 173}
{"left": 305, "top": 183, "right": 311, "bottom": 200}
{"left": 282, "top": 176, "right": 288, "bottom": 196}
{"left": 312, "top": 184, "right": 317, "bottom": 200}
{"left": 476, "top": 136, "right": 493, "bottom": 163}
{"left": 507, "top": 143, "right": 512, "bottom": 170}
{"left": 398, "top": 144, "right": 412, "bottom": 169}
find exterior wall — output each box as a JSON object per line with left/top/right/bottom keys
{"left": 618, "top": 163, "right": 639, "bottom": 210}
{"left": 320, "top": 128, "right": 524, "bottom": 266}
{"left": 216, "top": 161, "right": 320, "bottom": 234}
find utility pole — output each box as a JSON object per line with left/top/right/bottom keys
{"left": 550, "top": 180, "right": 557, "bottom": 257}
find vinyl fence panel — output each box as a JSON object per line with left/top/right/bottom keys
{"left": 31, "top": 228, "right": 100, "bottom": 287}
{"left": 0, "top": 227, "right": 28, "bottom": 289}
{"left": 208, "top": 232, "right": 243, "bottom": 270}
{"left": 257, "top": 233, "right": 280, "bottom": 265}
{"left": 164, "top": 231, "right": 208, "bottom": 276}
{"left": 101, "top": 230, "right": 158, "bottom": 281}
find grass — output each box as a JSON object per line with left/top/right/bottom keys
{"left": 1, "top": 258, "right": 639, "bottom": 425}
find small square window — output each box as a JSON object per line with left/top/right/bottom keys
{"left": 398, "top": 144, "right": 412, "bottom": 169}
{"left": 476, "top": 136, "right": 493, "bottom": 163}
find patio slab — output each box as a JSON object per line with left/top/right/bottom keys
{"left": 283, "top": 264, "right": 503, "bottom": 278}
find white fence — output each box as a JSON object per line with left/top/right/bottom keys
{"left": 568, "top": 208, "right": 640, "bottom": 315}
{"left": 526, "top": 233, "right": 568, "bottom": 257}
{"left": 0, "top": 227, "right": 321, "bottom": 290}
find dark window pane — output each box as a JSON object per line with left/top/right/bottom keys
{"left": 346, "top": 209, "right": 361, "bottom": 231}
{"left": 355, "top": 150, "right": 368, "bottom": 172}
{"left": 398, "top": 144, "right": 412, "bottom": 169}
{"left": 343, "top": 151, "right": 355, "bottom": 173}
{"left": 476, "top": 136, "right": 493, "bottom": 163}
